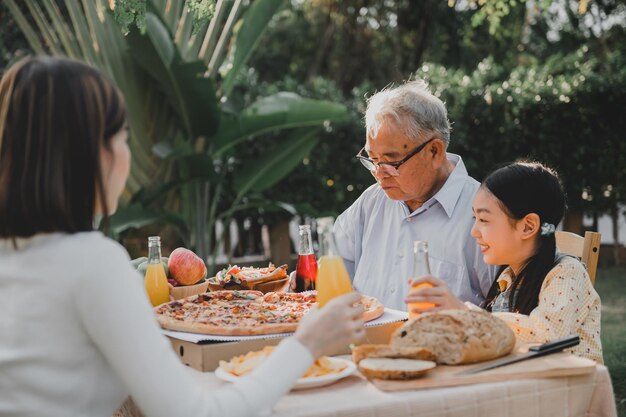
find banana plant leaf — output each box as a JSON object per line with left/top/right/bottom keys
{"left": 232, "top": 128, "right": 320, "bottom": 195}
{"left": 217, "top": 196, "right": 298, "bottom": 220}
{"left": 214, "top": 92, "right": 348, "bottom": 155}
{"left": 220, "top": 0, "right": 285, "bottom": 96}
{"left": 130, "top": 181, "right": 182, "bottom": 206}
{"left": 176, "top": 154, "right": 221, "bottom": 183}
{"left": 108, "top": 203, "right": 188, "bottom": 237}
{"left": 126, "top": 12, "right": 220, "bottom": 138}
{"left": 8, "top": 0, "right": 350, "bottom": 261}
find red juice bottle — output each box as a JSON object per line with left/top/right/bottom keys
{"left": 295, "top": 225, "right": 317, "bottom": 292}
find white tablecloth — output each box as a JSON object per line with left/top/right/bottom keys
{"left": 116, "top": 365, "right": 617, "bottom": 417}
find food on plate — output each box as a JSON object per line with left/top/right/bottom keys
{"left": 391, "top": 310, "right": 515, "bottom": 365}
{"left": 357, "top": 358, "right": 437, "bottom": 380}
{"left": 219, "top": 346, "right": 347, "bottom": 378}
{"left": 351, "top": 344, "right": 436, "bottom": 365}
{"left": 357, "top": 295, "right": 385, "bottom": 322}
{"left": 154, "top": 290, "right": 385, "bottom": 336}
{"left": 213, "top": 263, "right": 288, "bottom": 288}
{"left": 168, "top": 247, "right": 208, "bottom": 286}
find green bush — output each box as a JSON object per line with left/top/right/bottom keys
{"left": 415, "top": 47, "right": 626, "bottom": 214}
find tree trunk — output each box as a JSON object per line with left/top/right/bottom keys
{"left": 233, "top": 216, "right": 245, "bottom": 258}
{"left": 592, "top": 209, "right": 599, "bottom": 232}
{"left": 251, "top": 218, "right": 264, "bottom": 255}
{"left": 269, "top": 218, "right": 293, "bottom": 268}
{"left": 306, "top": 10, "right": 335, "bottom": 82}
{"left": 562, "top": 211, "right": 584, "bottom": 234}
{"left": 611, "top": 204, "right": 620, "bottom": 266}
{"left": 411, "top": 2, "right": 434, "bottom": 70}
{"left": 223, "top": 220, "right": 231, "bottom": 261}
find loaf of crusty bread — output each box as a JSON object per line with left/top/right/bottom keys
{"left": 391, "top": 310, "right": 515, "bottom": 365}
{"left": 351, "top": 344, "right": 436, "bottom": 365}
{"left": 358, "top": 358, "right": 436, "bottom": 380}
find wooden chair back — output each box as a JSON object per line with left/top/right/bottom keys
{"left": 555, "top": 231, "right": 601, "bottom": 285}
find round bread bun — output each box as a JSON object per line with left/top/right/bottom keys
{"left": 391, "top": 309, "right": 515, "bottom": 365}
{"left": 358, "top": 358, "right": 436, "bottom": 380}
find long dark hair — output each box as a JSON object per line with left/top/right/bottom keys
{"left": 481, "top": 161, "right": 567, "bottom": 315}
{"left": 0, "top": 56, "right": 126, "bottom": 238}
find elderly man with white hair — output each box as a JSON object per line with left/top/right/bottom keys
{"left": 334, "top": 80, "right": 496, "bottom": 310}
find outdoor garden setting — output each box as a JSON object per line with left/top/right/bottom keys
{"left": 1, "top": 0, "right": 625, "bottom": 416}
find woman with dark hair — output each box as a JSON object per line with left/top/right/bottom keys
{"left": 405, "top": 161, "right": 603, "bottom": 363}
{"left": 0, "top": 56, "right": 365, "bottom": 417}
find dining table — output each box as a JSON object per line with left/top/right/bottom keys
{"left": 115, "top": 362, "right": 617, "bottom": 417}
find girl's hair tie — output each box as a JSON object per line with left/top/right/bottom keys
{"left": 540, "top": 222, "right": 556, "bottom": 236}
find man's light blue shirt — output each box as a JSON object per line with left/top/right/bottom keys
{"left": 334, "top": 153, "right": 497, "bottom": 310}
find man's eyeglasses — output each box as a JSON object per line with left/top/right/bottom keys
{"left": 356, "top": 137, "right": 436, "bottom": 176}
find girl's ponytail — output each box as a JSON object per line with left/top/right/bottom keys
{"left": 509, "top": 232, "right": 557, "bottom": 314}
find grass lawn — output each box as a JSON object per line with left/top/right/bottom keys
{"left": 595, "top": 266, "right": 626, "bottom": 416}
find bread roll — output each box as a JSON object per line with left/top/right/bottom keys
{"left": 391, "top": 310, "right": 515, "bottom": 365}
{"left": 358, "top": 358, "right": 436, "bottom": 380}
{"left": 351, "top": 344, "right": 436, "bottom": 365}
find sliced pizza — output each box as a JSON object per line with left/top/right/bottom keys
{"left": 155, "top": 290, "right": 385, "bottom": 336}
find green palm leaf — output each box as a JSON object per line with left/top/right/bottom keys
{"left": 214, "top": 92, "right": 348, "bottom": 155}
{"left": 232, "top": 128, "right": 320, "bottom": 195}
{"left": 220, "top": 0, "right": 285, "bottom": 96}
{"left": 108, "top": 203, "right": 187, "bottom": 237}
{"left": 127, "top": 12, "right": 220, "bottom": 138}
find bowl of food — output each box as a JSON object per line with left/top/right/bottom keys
{"left": 208, "top": 263, "right": 291, "bottom": 293}
{"left": 134, "top": 247, "right": 210, "bottom": 301}
{"left": 170, "top": 279, "right": 210, "bottom": 299}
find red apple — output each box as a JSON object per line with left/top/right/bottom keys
{"left": 168, "top": 248, "right": 207, "bottom": 286}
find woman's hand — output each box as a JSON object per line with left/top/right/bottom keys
{"left": 294, "top": 292, "right": 365, "bottom": 358}
{"left": 405, "top": 276, "right": 467, "bottom": 314}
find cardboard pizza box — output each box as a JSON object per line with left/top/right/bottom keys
{"left": 166, "top": 309, "right": 408, "bottom": 372}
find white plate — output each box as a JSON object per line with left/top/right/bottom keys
{"left": 215, "top": 357, "right": 357, "bottom": 390}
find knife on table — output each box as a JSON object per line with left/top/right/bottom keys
{"left": 456, "top": 334, "right": 580, "bottom": 376}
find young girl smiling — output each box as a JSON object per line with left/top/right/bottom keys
{"left": 406, "top": 161, "right": 603, "bottom": 363}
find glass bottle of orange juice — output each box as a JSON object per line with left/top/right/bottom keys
{"left": 315, "top": 218, "right": 352, "bottom": 308}
{"left": 144, "top": 236, "right": 170, "bottom": 306}
{"left": 408, "top": 240, "right": 435, "bottom": 318}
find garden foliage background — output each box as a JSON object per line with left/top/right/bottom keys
{"left": 2, "top": 0, "right": 624, "bottom": 262}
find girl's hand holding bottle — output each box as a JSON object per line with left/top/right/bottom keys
{"left": 405, "top": 276, "right": 468, "bottom": 314}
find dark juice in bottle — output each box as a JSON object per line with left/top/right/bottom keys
{"left": 296, "top": 253, "right": 318, "bottom": 292}
{"left": 295, "top": 225, "right": 317, "bottom": 292}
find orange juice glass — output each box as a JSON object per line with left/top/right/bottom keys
{"left": 408, "top": 282, "right": 435, "bottom": 318}
{"left": 145, "top": 263, "right": 170, "bottom": 306}
{"left": 316, "top": 255, "right": 352, "bottom": 307}
{"left": 408, "top": 241, "right": 435, "bottom": 318}
{"left": 144, "top": 236, "right": 170, "bottom": 306}
{"left": 315, "top": 218, "right": 352, "bottom": 308}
